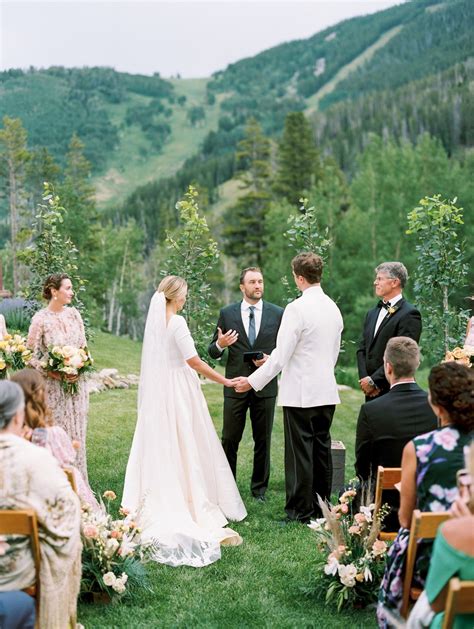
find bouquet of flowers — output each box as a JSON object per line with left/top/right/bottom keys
{"left": 0, "top": 333, "right": 33, "bottom": 379}
{"left": 443, "top": 346, "right": 472, "bottom": 368}
{"left": 308, "top": 487, "right": 389, "bottom": 611}
{"left": 81, "top": 491, "right": 154, "bottom": 602}
{"left": 42, "top": 345, "right": 94, "bottom": 393}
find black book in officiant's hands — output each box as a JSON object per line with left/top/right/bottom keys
{"left": 243, "top": 351, "right": 264, "bottom": 363}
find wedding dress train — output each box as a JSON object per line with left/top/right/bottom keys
{"left": 122, "top": 292, "right": 247, "bottom": 567}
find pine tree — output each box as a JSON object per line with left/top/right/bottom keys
{"left": 274, "top": 112, "right": 319, "bottom": 206}
{"left": 223, "top": 118, "right": 272, "bottom": 266}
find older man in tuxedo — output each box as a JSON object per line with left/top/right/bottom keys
{"left": 235, "top": 253, "right": 343, "bottom": 523}
{"left": 357, "top": 261, "right": 421, "bottom": 400}
{"left": 208, "top": 267, "right": 283, "bottom": 501}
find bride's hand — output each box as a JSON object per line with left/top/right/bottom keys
{"left": 223, "top": 378, "right": 235, "bottom": 388}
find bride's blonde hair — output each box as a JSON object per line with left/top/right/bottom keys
{"left": 157, "top": 275, "right": 187, "bottom": 302}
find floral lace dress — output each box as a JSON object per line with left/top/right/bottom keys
{"left": 377, "top": 426, "right": 471, "bottom": 627}
{"left": 27, "top": 306, "right": 90, "bottom": 480}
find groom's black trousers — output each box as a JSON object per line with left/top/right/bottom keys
{"left": 222, "top": 391, "right": 275, "bottom": 497}
{"left": 283, "top": 404, "right": 335, "bottom": 522}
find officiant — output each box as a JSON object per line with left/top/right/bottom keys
{"left": 208, "top": 267, "right": 283, "bottom": 502}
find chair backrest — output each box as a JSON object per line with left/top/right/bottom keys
{"left": 0, "top": 509, "right": 41, "bottom": 598}
{"left": 374, "top": 466, "right": 402, "bottom": 513}
{"left": 401, "top": 509, "right": 450, "bottom": 618}
{"left": 63, "top": 467, "right": 77, "bottom": 493}
{"left": 443, "top": 578, "right": 474, "bottom": 629}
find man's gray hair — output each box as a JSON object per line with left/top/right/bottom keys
{"left": 0, "top": 381, "right": 24, "bottom": 429}
{"left": 376, "top": 261, "right": 408, "bottom": 288}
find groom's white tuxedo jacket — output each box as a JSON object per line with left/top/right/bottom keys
{"left": 248, "top": 286, "right": 343, "bottom": 408}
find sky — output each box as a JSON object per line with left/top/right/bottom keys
{"left": 1, "top": 0, "right": 404, "bottom": 78}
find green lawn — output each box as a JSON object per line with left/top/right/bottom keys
{"left": 79, "top": 334, "right": 377, "bottom": 628}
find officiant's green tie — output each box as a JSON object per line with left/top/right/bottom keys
{"left": 248, "top": 306, "right": 256, "bottom": 346}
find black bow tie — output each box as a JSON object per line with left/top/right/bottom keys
{"left": 377, "top": 300, "right": 390, "bottom": 310}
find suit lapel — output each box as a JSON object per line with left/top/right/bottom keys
{"left": 254, "top": 301, "right": 268, "bottom": 346}
{"left": 371, "top": 299, "right": 406, "bottom": 345}
{"left": 234, "top": 302, "right": 250, "bottom": 347}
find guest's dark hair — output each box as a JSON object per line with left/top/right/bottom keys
{"left": 292, "top": 252, "right": 323, "bottom": 284}
{"left": 11, "top": 369, "right": 52, "bottom": 430}
{"left": 42, "top": 273, "right": 70, "bottom": 300}
{"left": 429, "top": 362, "right": 474, "bottom": 432}
{"left": 239, "top": 267, "right": 262, "bottom": 284}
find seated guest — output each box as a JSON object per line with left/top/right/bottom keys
{"left": 11, "top": 368, "right": 100, "bottom": 511}
{"left": 355, "top": 337, "right": 437, "bottom": 527}
{"left": 0, "top": 591, "right": 35, "bottom": 629}
{"left": 407, "top": 445, "right": 474, "bottom": 629}
{"left": 377, "top": 362, "right": 473, "bottom": 627}
{"left": 0, "top": 381, "right": 82, "bottom": 629}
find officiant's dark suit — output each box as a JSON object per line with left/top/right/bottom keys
{"left": 355, "top": 382, "right": 437, "bottom": 528}
{"left": 357, "top": 262, "right": 422, "bottom": 398}
{"left": 208, "top": 269, "right": 283, "bottom": 499}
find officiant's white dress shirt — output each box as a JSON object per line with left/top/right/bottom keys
{"left": 373, "top": 293, "right": 403, "bottom": 336}
{"left": 248, "top": 286, "right": 343, "bottom": 408}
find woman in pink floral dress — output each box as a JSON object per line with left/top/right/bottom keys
{"left": 27, "top": 273, "right": 90, "bottom": 479}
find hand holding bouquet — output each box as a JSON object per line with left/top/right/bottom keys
{"left": 42, "top": 344, "right": 94, "bottom": 394}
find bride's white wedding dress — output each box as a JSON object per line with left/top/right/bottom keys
{"left": 122, "top": 292, "right": 247, "bottom": 568}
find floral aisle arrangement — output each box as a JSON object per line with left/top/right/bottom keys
{"left": 443, "top": 346, "right": 472, "bottom": 368}
{"left": 81, "top": 491, "right": 154, "bottom": 602}
{"left": 308, "top": 488, "right": 389, "bottom": 611}
{"left": 42, "top": 344, "right": 94, "bottom": 393}
{"left": 0, "top": 333, "right": 33, "bottom": 379}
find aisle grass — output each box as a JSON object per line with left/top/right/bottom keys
{"left": 80, "top": 338, "right": 376, "bottom": 628}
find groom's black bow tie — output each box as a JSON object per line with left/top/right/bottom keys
{"left": 377, "top": 300, "right": 390, "bottom": 310}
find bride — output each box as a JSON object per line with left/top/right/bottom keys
{"left": 122, "top": 276, "right": 247, "bottom": 567}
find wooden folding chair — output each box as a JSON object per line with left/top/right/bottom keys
{"left": 0, "top": 509, "right": 41, "bottom": 614}
{"left": 401, "top": 509, "right": 450, "bottom": 618}
{"left": 442, "top": 577, "right": 474, "bottom": 628}
{"left": 63, "top": 467, "right": 77, "bottom": 493}
{"left": 374, "top": 466, "right": 401, "bottom": 541}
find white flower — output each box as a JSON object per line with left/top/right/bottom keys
{"left": 364, "top": 566, "right": 373, "bottom": 582}
{"left": 118, "top": 534, "right": 136, "bottom": 557}
{"left": 324, "top": 556, "right": 339, "bottom": 576}
{"left": 444, "top": 487, "right": 459, "bottom": 503}
{"left": 105, "top": 538, "right": 120, "bottom": 557}
{"left": 433, "top": 428, "right": 459, "bottom": 452}
{"left": 338, "top": 563, "right": 357, "bottom": 587}
{"left": 103, "top": 571, "right": 116, "bottom": 586}
{"left": 429, "top": 484, "right": 445, "bottom": 500}
{"left": 120, "top": 572, "right": 128, "bottom": 584}
{"left": 112, "top": 579, "right": 126, "bottom": 594}
{"left": 360, "top": 505, "right": 374, "bottom": 522}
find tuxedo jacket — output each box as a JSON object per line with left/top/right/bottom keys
{"left": 355, "top": 382, "right": 437, "bottom": 480}
{"left": 356, "top": 298, "right": 421, "bottom": 391}
{"left": 208, "top": 301, "right": 283, "bottom": 399}
{"left": 248, "top": 286, "right": 343, "bottom": 408}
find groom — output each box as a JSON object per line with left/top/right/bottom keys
{"left": 208, "top": 267, "right": 283, "bottom": 501}
{"left": 235, "top": 253, "right": 343, "bottom": 523}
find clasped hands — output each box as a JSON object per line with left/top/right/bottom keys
{"left": 358, "top": 376, "right": 380, "bottom": 398}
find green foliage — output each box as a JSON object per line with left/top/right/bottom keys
{"left": 163, "top": 186, "right": 220, "bottom": 358}
{"left": 274, "top": 112, "right": 320, "bottom": 206}
{"left": 407, "top": 194, "right": 469, "bottom": 361}
{"left": 223, "top": 118, "right": 272, "bottom": 266}
{"left": 18, "top": 183, "right": 88, "bottom": 325}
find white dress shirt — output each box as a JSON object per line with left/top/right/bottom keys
{"left": 374, "top": 293, "right": 403, "bottom": 336}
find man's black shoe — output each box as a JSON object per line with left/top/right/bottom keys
{"left": 253, "top": 494, "right": 266, "bottom": 503}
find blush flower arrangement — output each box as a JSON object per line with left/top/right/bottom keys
{"left": 80, "top": 491, "right": 154, "bottom": 602}
{"left": 0, "top": 333, "right": 33, "bottom": 379}
{"left": 308, "top": 486, "right": 389, "bottom": 611}
{"left": 443, "top": 346, "right": 472, "bottom": 367}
